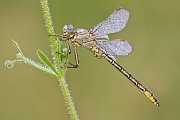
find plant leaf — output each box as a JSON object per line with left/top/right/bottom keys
{"left": 37, "top": 49, "right": 58, "bottom": 74}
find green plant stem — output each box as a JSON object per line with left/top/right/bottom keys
{"left": 40, "top": 0, "right": 79, "bottom": 120}
{"left": 59, "top": 76, "right": 79, "bottom": 120}
{"left": 40, "top": 0, "right": 56, "bottom": 54}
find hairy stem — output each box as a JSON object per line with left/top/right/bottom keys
{"left": 40, "top": 0, "right": 79, "bottom": 119}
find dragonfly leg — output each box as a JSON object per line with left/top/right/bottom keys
{"left": 67, "top": 44, "right": 80, "bottom": 68}
{"left": 48, "top": 34, "right": 63, "bottom": 40}
{"left": 49, "top": 34, "right": 72, "bottom": 41}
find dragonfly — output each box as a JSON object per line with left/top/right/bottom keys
{"left": 55, "top": 7, "right": 160, "bottom": 106}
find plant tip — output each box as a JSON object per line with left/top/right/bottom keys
{"left": 5, "top": 60, "right": 14, "bottom": 68}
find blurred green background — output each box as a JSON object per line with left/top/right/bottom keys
{"left": 1, "top": 0, "right": 180, "bottom": 120}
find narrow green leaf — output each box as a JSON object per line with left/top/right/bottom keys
{"left": 12, "top": 39, "right": 24, "bottom": 56}
{"left": 37, "top": 49, "right": 58, "bottom": 74}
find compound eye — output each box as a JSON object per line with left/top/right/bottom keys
{"left": 67, "top": 24, "right": 74, "bottom": 32}
{"left": 63, "top": 24, "right": 74, "bottom": 33}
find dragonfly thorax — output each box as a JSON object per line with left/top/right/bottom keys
{"left": 73, "top": 28, "right": 97, "bottom": 48}
{"left": 75, "top": 29, "right": 90, "bottom": 39}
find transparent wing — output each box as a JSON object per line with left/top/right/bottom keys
{"left": 96, "top": 39, "right": 132, "bottom": 56}
{"left": 90, "top": 8, "right": 129, "bottom": 39}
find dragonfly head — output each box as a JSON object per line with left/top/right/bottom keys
{"left": 62, "top": 24, "right": 75, "bottom": 40}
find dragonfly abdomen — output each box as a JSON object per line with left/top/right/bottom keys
{"left": 104, "top": 55, "right": 160, "bottom": 106}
